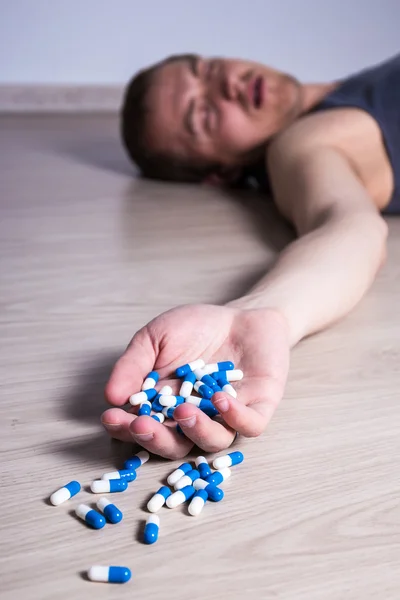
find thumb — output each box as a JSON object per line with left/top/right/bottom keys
{"left": 105, "top": 326, "right": 157, "bottom": 406}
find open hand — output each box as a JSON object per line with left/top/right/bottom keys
{"left": 102, "top": 304, "right": 290, "bottom": 459}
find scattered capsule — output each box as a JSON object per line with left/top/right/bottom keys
{"left": 213, "top": 451, "right": 244, "bottom": 470}
{"left": 176, "top": 358, "right": 205, "bottom": 378}
{"left": 205, "top": 467, "right": 231, "bottom": 486}
{"left": 193, "top": 479, "right": 224, "bottom": 502}
{"left": 195, "top": 456, "right": 212, "bottom": 479}
{"left": 90, "top": 479, "right": 128, "bottom": 494}
{"left": 162, "top": 406, "right": 175, "bottom": 419}
{"left": 75, "top": 504, "right": 106, "bottom": 529}
{"left": 203, "top": 361, "right": 235, "bottom": 375}
{"left": 214, "top": 373, "right": 237, "bottom": 398}
{"left": 97, "top": 497, "right": 123, "bottom": 524}
{"left": 167, "top": 462, "right": 193, "bottom": 486}
{"left": 159, "top": 385, "right": 173, "bottom": 396}
{"left": 129, "top": 388, "right": 157, "bottom": 406}
{"left": 124, "top": 451, "right": 149, "bottom": 470}
{"left": 151, "top": 413, "right": 165, "bottom": 423}
{"left": 142, "top": 370, "right": 159, "bottom": 391}
{"left": 174, "top": 469, "right": 200, "bottom": 490}
{"left": 159, "top": 395, "right": 184, "bottom": 407}
{"left": 166, "top": 485, "right": 196, "bottom": 508}
{"left": 193, "top": 369, "right": 221, "bottom": 391}
{"left": 102, "top": 469, "right": 136, "bottom": 482}
{"left": 179, "top": 372, "right": 196, "bottom": 398}
{"left": 215, "top": 369, "right": 243, "bottom": 382}
{"left": 147, "top": 486, "right": 172, "bottom": 513}
{"left": 188, "top": 489, "right": 208, "bottom": 516}
{"left": 193, "top": 381, "right": 213, "bottom": 399}
{"left": 144, "top": 514, "right": 160, "bottom": 544}
{"left": 50, "top": 480, "right": 81, "bottom": 506}
{"left": 138, "top": 401, "right": 152, "bottom": 416}
{"left": 87, "top": 565, "right": 131, "bottom": 584}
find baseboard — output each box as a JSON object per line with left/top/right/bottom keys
{"left": 0, "top": 85, "right": 124, "bottom": 112}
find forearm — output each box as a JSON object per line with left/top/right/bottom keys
{"left": 227, "top": 212, "right": 387, "bottom": 346}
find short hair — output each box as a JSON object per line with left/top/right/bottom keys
{"left": 120, "top": 54, "right": 218, "bottom": 183}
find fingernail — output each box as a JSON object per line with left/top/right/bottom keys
{"left": 102, "top": 422, "right": 122, "bottom": 431}
{"left": 213, "top": 397, "right": 229, "bottom": 413}
{"left": 176, "top": 415, "right": 197, "bottom": 428}
{"left": 131, "top": 432, "right": 154, "bottom": 442}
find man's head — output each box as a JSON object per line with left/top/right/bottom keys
{"left": 121, "top": 54, "right": 303, "bottom": 183}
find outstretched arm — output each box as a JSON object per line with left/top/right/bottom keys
{"left": 228, "top": 144, "right": 388, "bottom": 345}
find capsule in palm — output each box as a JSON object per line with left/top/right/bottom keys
{"left": 142, "top": 371, "right": 159, "bottom": 391}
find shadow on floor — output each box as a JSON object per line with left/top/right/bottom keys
{"left": 59, "top": 134, "right": 134, "bottom": 177}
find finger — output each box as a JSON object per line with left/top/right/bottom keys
{"left": 101, "top": 408, "right": 137, "bottom": 442}
{"left": 173, "top": 403, "right": 236, "bottom": 453}
{"left": 212, "top": 388, "right": 279, "bottom": 437}
{"left": 129, "top": 416, "right": 194, "bottom": 460}
{"left": 105, "top": 327, "right": 156, "bottom": 406}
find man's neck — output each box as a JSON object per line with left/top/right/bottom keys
{"left": 300, "top": 81, "right": 339, "bottom": 114}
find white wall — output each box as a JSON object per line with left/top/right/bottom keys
{"left": 0, "top": 0, "right": 399, "bottom": 84}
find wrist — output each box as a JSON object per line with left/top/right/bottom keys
{"left": 226, "top": 294, "right": 302, "bottom": 347}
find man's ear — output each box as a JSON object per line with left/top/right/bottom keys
{"left": 204, "top": 166, "right": 243, "bottom": 187}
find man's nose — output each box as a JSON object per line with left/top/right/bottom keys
{"left": 207, "top": 68, "right": 239, "bottom": 103}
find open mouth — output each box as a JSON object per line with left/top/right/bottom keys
{"left": 252, "top": 76, "right": 264, "bottom": 109}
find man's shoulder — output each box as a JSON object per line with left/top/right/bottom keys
{"left": 268, "top": 106, "right": 378, "bottom": 160}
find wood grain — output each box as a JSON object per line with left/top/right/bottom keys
{"left": 0, "top": 114, "right": 399, "bottom": 600}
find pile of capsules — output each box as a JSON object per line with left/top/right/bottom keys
{"left": 129, "top": 358, "right": 243, "bottom": 428}
{"left": 48, "top": 357, "right": 244, "bottom": 585}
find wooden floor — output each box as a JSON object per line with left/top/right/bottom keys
{"left": 1, "top": 114, "right": 400, "bottom": 600}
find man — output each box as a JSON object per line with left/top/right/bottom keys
{"left": 102, "top": 53, "right": 398, "bottom": 459}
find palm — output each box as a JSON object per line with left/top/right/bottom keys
{"left": 103, "top": 304, "right": 290, "bottom": 458}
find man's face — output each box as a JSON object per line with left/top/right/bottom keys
{"left": 144, "top": 55, "right": 303, "bottom": 174}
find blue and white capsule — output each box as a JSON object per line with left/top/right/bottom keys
{"left": 138, "top": 400, "right": 152, "bottom": 416}
{"left": 162, "top": 406, "right": 175, "bottom": 419}
{"left": 214, "top": 373, "right": 237, "bottom": 398}
{"left": 124, "top": 450, "right": 150, "bottom": 471}
{"left": 166, "top": 485, "right": 196, "bottom": 508}
{"left": 159, "top": 395, "right": 184, "bottom": 407}
{"left": 213, "top": 369, "right": 243, "bottom": 382}
{"left": 102, "top": 469, "right": 136, "bottom": 482}
{"left": 203, "top": 361, "right": 235, "bottom": 375}
{"left": 76, "top": 503, "right": 106, "bottom": 529}
{"left": 142, "top": 370, "right": 159, "bottom": 391}
{"left": 151, "top": 412, "right": 165, "bottom": 423}
{"left": 185, "top": 396, "right": 214, "bottom": 409}
{"left": 193, "top": 369, "right": 221, "bottom": 392}
{"left": 174, "top": 469, "right": 200, "bottom": 490}
{"left": 188, "top": 489, "right": 208, "bottom": 516}
{"left": 152, "top": 398, "right": 164, "bottom": 412}
{"left": 159, "top": 385, "right": 173, "bottom": 396}
{"left": 91, "top": 479, "right": 128, "bottom": 494}
{"left": 213, "top": 451, "right": 244, "bottom": 470}
{"left": 179, "top": 372, "right": 196, "bottom": 398}
{"left": 88, "top": 565, "right": 131, "bottom": 584}
{"left": 193, "top": 479, "right": 224, "bottom": 502}
{"left": 144, "top": 514, "right": 160, "bottom": 544}
{"left": 202, "top": 404, "right": 219, "bottom": 418}
{"left": 167, "top": 462, "right": 193, "bottom": 486}
{"left": 193, "top": 380, "right": 213, "bottom": 399}
{"left": 205, "top": 467, "right": 231, "bottom": 486}
{"left": 195, "top": 456, "right": 212, "bottom": 479}
{"left": 50, "top": 480, "right": 81, "bottom": 506}
{"left": 176, "top": 358, "right": 205, "bottom": 378}
{"left": 147, "top": 486, "right": 172, "bottom": 513}
{"left": 129, "top": 388, "right": 157, "bottom": 406}
{"left": 97, "top": 497, "right": 123, "bottom": 524}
